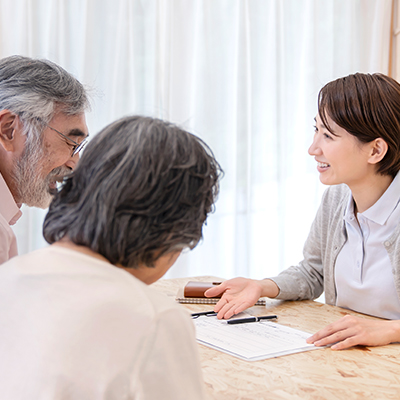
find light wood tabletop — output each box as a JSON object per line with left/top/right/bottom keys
{"left": 151, "top": 276, "right": 400, "bottom": 400}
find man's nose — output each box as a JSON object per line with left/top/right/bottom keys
{"left": 65, "top": 152, "right": 80, "bottom": 170}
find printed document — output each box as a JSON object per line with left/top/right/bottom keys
{"left": 194, "top": 317, "right": 322, "bottom": 361}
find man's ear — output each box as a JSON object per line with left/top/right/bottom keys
{"left": 0, "top": 110, "right": 18, "bottom": 151}
{"left": 368, "top": 138, "right": 388, "bottom": 165}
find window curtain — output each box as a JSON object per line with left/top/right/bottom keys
{"left": 392, "top": 0, "right": 400, "bottom": 80}
{"left": 0, "top": 0, "right": 392, "bottom": 279}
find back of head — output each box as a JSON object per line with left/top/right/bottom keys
{"left": 0, "top": 55, "right": 90, "bottom": 136}
{"left": 43, "top": 116, "right": 222, "bottom": 268}
{"left": 318, "top": 73, "right": 400, "bottom": 177}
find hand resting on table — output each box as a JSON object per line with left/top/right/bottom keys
{"left": 307, "top": 314, "right": 400, "bottom": 350}
{"left": 204, "top": 277, "right": 279, "bottom": 320}
{"left": 205, "top": 278, "right": 400, "bottom": 350}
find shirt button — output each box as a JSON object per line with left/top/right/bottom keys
{"left": 384, "top": 241, "right": 390, "bottom": 247}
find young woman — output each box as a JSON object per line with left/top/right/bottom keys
{"left": 0, "top": 116, "right": 222, "bottom": 399}
{"left": 206, "top": 73, "right": 400, "bottom": 350}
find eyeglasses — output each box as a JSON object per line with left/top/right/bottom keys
{"left": 191, "top": 311, "right": 218, "bottom": 319}
{"left": 38, "top": 120, "right": 88, "bottom": 157}
{"left": 46, "top": 124, "right": 88, "bottom": 157}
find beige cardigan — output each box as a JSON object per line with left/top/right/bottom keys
{"left": 271, "top": 183, "right": 400, "bottom": 306}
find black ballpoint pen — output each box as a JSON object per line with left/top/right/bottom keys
{"left": 227, "top": 315, "right": 278, "bottom": 325}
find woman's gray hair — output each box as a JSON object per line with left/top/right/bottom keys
{"left": 43, "top": 116, "right": 223, "bottom": 268}
{"left": 0, "top": 55, "right": 90, "bottom": 140}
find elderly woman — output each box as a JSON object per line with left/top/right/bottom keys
{"left": 207, "top": 72, "right": 400, "bottom": 351}
{"left": 0, "top": 116, "right": 222, "bottom": 399}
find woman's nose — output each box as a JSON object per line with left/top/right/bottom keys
{"left": 308, "top": 134, "right": 320, "bottom": 156}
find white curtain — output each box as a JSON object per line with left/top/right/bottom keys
{"left": 0, "top": 0, "right": 392, "bottom": 279}
{"left": 394, "top": 0, "right": 400, "bottom": 80}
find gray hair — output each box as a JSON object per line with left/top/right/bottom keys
{"left": 0, "top": 55, "right": 90, "bottom": 139}
{"left": 43, "top": 116, "right": 223, "bottom": 268}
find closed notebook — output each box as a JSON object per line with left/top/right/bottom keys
{"left": 176, "top": 281, "right": 266, "bottom": 305}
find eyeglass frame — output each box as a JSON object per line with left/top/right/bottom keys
{"left": 36, "top": 118, "right": 88, "bottom": 157}
{"left": 191, "top": 311, "right": 218, "bottom": 319}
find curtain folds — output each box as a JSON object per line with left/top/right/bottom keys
{"left": 0, "top": 0, "right": 392, "bottom": 279}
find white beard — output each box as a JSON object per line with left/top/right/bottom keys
{"left": 12, "top": 135, "right": 70, "bottom": 209}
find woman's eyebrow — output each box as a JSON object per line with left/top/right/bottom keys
{"left": 314, "top": 117, "right": 327, "bottom": 129}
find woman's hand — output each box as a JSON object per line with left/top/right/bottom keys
{"left": 204, "top": 277, "right": 279, "bottom": 319}
{"left": 307, "top": 315, "right": 400, "bottom": 350}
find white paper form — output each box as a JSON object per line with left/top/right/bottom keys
{"left": 194, "top": 317, "right": 323, "bottom": 361}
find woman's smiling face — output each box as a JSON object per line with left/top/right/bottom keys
{"left": 308, "top": 113, "right": 376, "bottom": 189}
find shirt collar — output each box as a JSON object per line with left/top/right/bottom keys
{"left": 343, "top": 192, "right": 356, "bottom": 224}
{"left": 0, "top": 173, "right": 22, "bottom": 225}
{"left": 361, "top": 171, "right": 400, "bottom": 225}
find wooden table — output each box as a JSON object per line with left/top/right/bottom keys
{"left": 152, "top": 276, "right": 400, "bottom": 400}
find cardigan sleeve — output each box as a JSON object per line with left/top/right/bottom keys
{"left": 270, "top": 184, "right": 349, "bottom": 302}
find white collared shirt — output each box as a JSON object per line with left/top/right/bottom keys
{"left": 335, "top": 172, "right": 400, "bottom": 319}
{"left": 0, "top": 173, "right": 22, "bottom": 265}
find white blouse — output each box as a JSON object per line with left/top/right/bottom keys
{"left": 335, "top": 172, "right": 400, "bottom": 319}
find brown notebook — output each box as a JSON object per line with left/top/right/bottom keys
{"left": 176, "top": 281, "right": 266, "bottom": 305}
{"left": 184, "top": 281, "right": 223, "bottom": 298}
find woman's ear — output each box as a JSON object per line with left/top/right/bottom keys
{"left": 368, "top": 138, "right": 388, "bottom": 165}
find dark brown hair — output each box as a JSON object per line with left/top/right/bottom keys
{"left": 318, "top": 73, "right": 400, "bottom": 177}
{"left": 43, "top": 116, "right": 222, "bottom": 268}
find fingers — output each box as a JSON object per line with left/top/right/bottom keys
{"left": 216, "top": 298, "right": 238, "bottom": 319}
{"left": 331, "top": 337, "right": 358, "bottom": 350}
{"left": 213, "top": 297, "right": 228, "bottom": 313}
{"left": 207, "top": 278, "right": 260, "bottom": 319}
{"left": 313, "top": 330, "right": 360, "bottom": 350}
{"left": 204, "top": 282, "right": 227, "bottom": 298}
{"left": 307, "top": 316, "right": 351, "bottom": 344}
{"left": 306, "top": 315, "right": 378, "bottom": 350}
{"left": 232, "top": 302, "right": 253, "bottom": 317}
{"left": 215, "top": 297, "right": 255, "bottom": 320}
{"left": 307, "top": 329, "right": 330, "bottom": 344}
{"left": 313, "top": 330, "right": 351, "bottom": 347}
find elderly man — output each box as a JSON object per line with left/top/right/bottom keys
{"left": 0, "top": 55, "right": 90, "bottom": 264}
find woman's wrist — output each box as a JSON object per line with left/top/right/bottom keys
{"left": 258, "top": 278, "right": 280, "bottom": 298}
{"left": 388, "top": 320, "right": 400, "bottom": 343}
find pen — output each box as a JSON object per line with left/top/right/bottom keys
{"left": 227, "top": 315, "right": 278, "bottom": 325}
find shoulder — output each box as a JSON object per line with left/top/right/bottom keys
{"left": 321, "top": 184, "right": 350, "bottom": 204}
{"left": 318, "top": 184, "right": 350, "bottom": 219}
{"left": 137, "top": 283, "right": 192, "bottom": 331}
{"left": 0, "top": 246, "right": 184, "bottom": 320}
{"left": 308, "top": 184, "right": 350, "bottom": 238}
{"left": 0, "top": 246, "right": 188, "bottom": 324}
{"left": 0, "top": 173, "right": 22, "bottom": 225}
{"left": 0, "top": 246, "right": 47, "bottom": 275}
{"left": 0, "top": 214, "right": 17, "bottom": 264}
